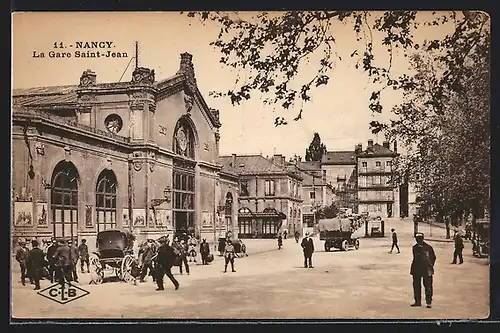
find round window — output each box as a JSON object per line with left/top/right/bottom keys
{"left": 104, "top": 114, "right": 123, "bottom": 134}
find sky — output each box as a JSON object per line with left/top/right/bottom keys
{"left": 12, "top": 12, "right": 453, "bottom": 159}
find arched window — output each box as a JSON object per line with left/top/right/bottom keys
{"left": 51, "top": 161, "right": 79, "bottom": 241}
{"left": 96, "top": 170, "right": 117, "bottom": 232}
{"left": 173, "top": 117, "right": 195, "bottom": 159}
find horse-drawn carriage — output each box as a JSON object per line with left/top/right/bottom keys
{"left": 89, "top": 229, "right": 139, "bottom": 284}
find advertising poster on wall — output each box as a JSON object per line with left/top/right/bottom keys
{"left": 133, "top": 209, "right": 146, "bottom": 227}
{"left": 14, "top": 202, "right": 33, "bottom": 226}
{"left": 36, "top": 202, "right": 48, "bottom": 226}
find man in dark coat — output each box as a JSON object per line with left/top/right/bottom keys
{"left": 46, "top": 238, "right": 59, "bottom": 282}
{"left": 139, "top": 241, "right": 156, "bottom": 282}
{"left": 78, "top": 239, "right": 90, "bottom": 273}
{"left": 200, "top": 238, "right": 210, "bottom": 265}
{"left": 410, "top": 233, "right": 436, "bottom": 308}
{"left": 301, "top": 232, "right": 314, "bottom": 268}
{"left": 155, "top": 237, "right": 179, "bottom": 291}
{"left": 389, "top": 228, "right": 400, "bottom": 254}
{"left": 27, "top": 240, "right": 45, "bottom": 290}
{"left": 452, "top": 232, "right": 464, "bottom": 264}
{"left": 54, "top": 240, "right": 73, "bottom": 284}
{"left": 68, "top": 239, "right": 79, "bottom": 283}
{"left": 15, "top": 239, "right": 30, "bottom": 286}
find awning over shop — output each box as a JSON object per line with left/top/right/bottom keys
{"left": 238, "top": 207, "right": 286, "bottom": 219}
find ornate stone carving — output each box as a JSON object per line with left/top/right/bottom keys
{"left": 131, "top": 67, "right": 155, "bottom": 85}
{"left": 132, "top": 91, "right": 146, "bottom": 99}
{"left": 177, "top": 52, "right": 197, "bottom": 92}
{"left": 149, "top": 104, "right": 157, "bottom": 112}
{"left": 133, "top": 161, "right": 143, "bottom": 171}
{"left": 149, "top": 162, "right": 155, "bottom": 172}
{"left": 79, "top": 69, "right": 97, "bottom": 87}
{"left": 184, "top": 93, "right": 194, "bottom": 114}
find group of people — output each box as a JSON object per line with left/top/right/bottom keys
{"left": 14, "top": 237, "right": 90, "bottom": 290}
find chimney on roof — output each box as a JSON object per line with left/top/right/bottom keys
{"left": 232, "top": 153, "right": 236, "bottom": 167}
{"left": 355, "top": 143, "right": 362, "bottom": 154}
{"left": 383, "top": 141, "right": 390, "bottom": 149}
{"left": 393, "top": 141, "right": 398, "bottom": 154}
{"left": 273, "top": 154, "right": 283, "bottom": 166}
{"left": 281, "top": 156, "right": 286, "bottom": 166}
{"left": 368, "top": 139, "right": 374, "bottom": 148}
{"left": 298, "top": 156, "right": 302, "bottom": 163}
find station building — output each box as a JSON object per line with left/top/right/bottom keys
{"left": 12, "top": 53, "right": 239, "bottom": 251}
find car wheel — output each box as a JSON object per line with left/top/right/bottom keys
{"left": 341, "top": 240, "right": 348, "bottom": 251}
{"left": 324, "top": 243, "right": 330, "bottom": 252}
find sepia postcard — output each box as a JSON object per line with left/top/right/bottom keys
{"left": 11, "top": 11, "right": 490, "bottom": 320}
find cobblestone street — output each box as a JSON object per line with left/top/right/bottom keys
{"left": 11, "top": 219, "right": 489, "bottom": 320}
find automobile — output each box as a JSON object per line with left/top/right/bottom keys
{"left": 318, "top": 218, "right": 361, "bottom": 252}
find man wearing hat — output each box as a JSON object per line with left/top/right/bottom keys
{"left": 155, "top": 236, "right": 179, "bottom": 291}
{"left": 46, "top": 238, "right": 59, "bottom": 283}
{"left": 410, "top": 233, "right": 436, "bottom": 308}
{"left": 15, "top": 238, "right": 31, "bottom": 285}
{"left": 301, "top": 232, "right": 315, "bottom": 268}
{"left": 200, "top": 238, "right": 210, "bottom": 265}
{"left": 27, "top": 240, "right": 45, "bottom": 290}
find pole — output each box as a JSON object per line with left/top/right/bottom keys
{"left": 213, "top": 176, "right": 217, "bottom": 252}
{"left": 135, "top": 41, "right": 139, "bottom": 68}
{"left": 128, "top": 159, "right": 134, "bottom": 232}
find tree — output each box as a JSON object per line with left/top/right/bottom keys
{"left": 316, "top": 203, "right": 339, "bottom": 219}
{"left": 305, "top": 132, "right": 327, "bottom": 161}
{"left": 185, "top": 11, "right": 489, "bottom": 129}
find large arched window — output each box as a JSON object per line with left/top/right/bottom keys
{"left": 173, "top": 117, "right": 195, "bottom": 158}
{"left": 51, "top": 161, "right": 79, "bottom": 241}
{"left": 96, "top": 169, "right": 117, "bottom": 232}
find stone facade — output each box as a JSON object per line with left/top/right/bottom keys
{"left": 12, "top": 53, "right": 238, "bottom": 252}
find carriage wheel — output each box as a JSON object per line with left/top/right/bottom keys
{"left": 89, "top": 255, "right": 103, "bottom": 284}
{"left": 115, "top": 266, "right": 123, "bottom": 280}
{"left": 121, "top": 255, "right": 135, "bottom": 283}
{"left": 341, "top": 240, "right": 349, "bottom": 251}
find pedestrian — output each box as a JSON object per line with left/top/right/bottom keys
{"left": 27, "top": 240, "right": 45, "bottom": 290}
{"left": 452, "top": 232, "right": 464, "bottom": 264}
{"left": 277, "top": 234, "right": 283, "bottom": 250}
{"left": 46, "top": 238, "right": 59, "bottom": 282}
{"left": 15, "top": 239, "right": 30, "bottom": 286}
{"left": 78, "top": 239, "right": 90, "bottom": 273}
{"left": 54, "top": 240, "right": 73, "bottom": 284}
{"left": 139, "top": 241, "right": 156, "bottom": 282}
{"left": 223, "top": 240, "right": 236, "bottom": 273}
{"left": 301, "top": 232, "right": 314, "bottom": 268}
{"left": 155, "top": 236, "right": 179, "bottom": 291}
{"left": 68, "top": 239, "right": 79, "bottom": 283}
{"left": 200, "top": 238, "right": 210, "bottom": 265}
{"left": 410, "top": 233, "right": 436, "bottom": 308}
{"left": 294, "top": 231, "right": 300, "bottom": 243}
{"left": 283, "top": 230, "right": 288, "bottom": 240}
{"left": 188, "top": 236, "right": 198, "bottom": 263}
{"left": 178, "top": 240, "right": 190, "bottom": 275}
{"left": 389, "top": 228, "right": 400, "bottom": 254}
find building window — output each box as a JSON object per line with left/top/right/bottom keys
{"left": 240, "top": 181, "right": 249, "bottom": 196}
{"left": 51, "top": 161, "right": 79, "bottom": 241}
{"left": 376, "top": 161, "right": 381, "bottom": 167}
{"left": 309, "top": 192, "right": 315, "bottom": 199}
{"left": 386, "top": 161, "right": 392, "bottom": 167}
{"left": 362, "top": 162, "right": 367, "bottom": 167}
{"left": 173, "top": 170, "right": 195, "bottom": 232}
{"left": 265, "top": 180, "right": 275, "bottom": 196}
{"left": 262, "top": 219, "right": 277, "bottom": 235}
{"left": 238, "top": 219, "right": 252, "bottom": 235}
{"left": 96, "top": 170, "right": 117, "bottom": 232}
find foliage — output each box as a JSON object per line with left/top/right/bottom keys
{"left": 185, "top": 11, "right": 489, "bottom": 128}
{"left": 316, "top": 203, "right": 339, "bottom": 219}
{"left": 305, "top": 132, "right": 327, "bottom": 161}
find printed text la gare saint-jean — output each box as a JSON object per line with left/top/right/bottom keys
{"left": 32, "top": 42, "right": 129, "bottom": 59}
